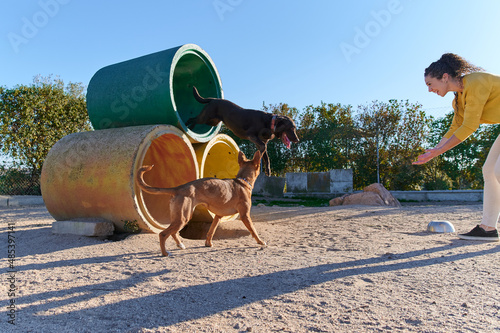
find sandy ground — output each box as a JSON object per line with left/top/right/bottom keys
{"left": 1, "top": 202, "right": 500, "bottom": 333}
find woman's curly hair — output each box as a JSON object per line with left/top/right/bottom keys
{"left": 425, "top": 53, "right": 483, "bottom": 79}
{"left": 425, "top": 53, "right": 484, "bottom": 111}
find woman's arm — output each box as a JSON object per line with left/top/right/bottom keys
{"left": 413, "top": 135, "right": 462, "bottom": 165}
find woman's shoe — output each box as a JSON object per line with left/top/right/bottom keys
{"left": 458, "top": 225, "right": 499, "bottom": 241}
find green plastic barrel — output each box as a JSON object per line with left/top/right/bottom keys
{"left": 86, "top": 44, "right": 223, "bottom": 143}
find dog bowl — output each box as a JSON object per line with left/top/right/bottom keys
{"left": 427, "top": 220, "right": 456, "bottom": 233}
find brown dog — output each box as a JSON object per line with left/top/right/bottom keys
{"left": 136, "top": 150, "right": 266, "bottom": 256}
{"left": 186, "top": 87, "right": 299, "bottom": 176}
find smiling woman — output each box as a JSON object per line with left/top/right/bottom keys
{"left": 424, "top": 53, "right": 484, "bottom": 99}
{"left": 414, "top": 53, "right": 500, "bottom": 241}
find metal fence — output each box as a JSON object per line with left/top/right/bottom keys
{"left": 0, "top": 167, "right": 41, "bottom": 195}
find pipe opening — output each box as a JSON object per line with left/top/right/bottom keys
{"left": 86, "top": 44, "right": 222, "bottom": 143}
{"left": 190, "top": 135, "right": 240, "bottom": 222}
{"left": 199, "top": 139, "right": 240, "bottom": 179}
{"left": 173, "top": 51, "right": 222, "bottom": 140}
{"left": 139, "top": 132, "right": 198, "bottom": 228}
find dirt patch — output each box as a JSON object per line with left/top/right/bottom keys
{"left": 1, "top": 203, "right": 499, "bottom": 332}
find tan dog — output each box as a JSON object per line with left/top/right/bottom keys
{"left": 136, "top": 150, "right": 266, "bottom": 256}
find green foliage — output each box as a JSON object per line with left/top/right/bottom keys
{"left": 296, "top": 102, "right": 356, "bottom": 173}
{"left": 0, "top": 165, "right": 40, "bottom": 195}
{"left": 353, "top": 100, "right": 431, "bottom": 190}
{"left": 224, "top": 98, "right": 439, "bottom": 190}
{"left": 427, "top": 113, "right": 500, "bottom": 189}
{"left": 422, "top": 159, "right": 453, "bottom": 190}
{"left": 122, "top": 220, "right": 140, "bottom": 233}
{"left": 0, "top": 75, "right": 91, "bottom": 174}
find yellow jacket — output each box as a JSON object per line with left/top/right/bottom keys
{"left": 444, "top": 72, "right": 500, "bottom": 141}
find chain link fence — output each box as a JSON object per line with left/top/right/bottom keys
{"left": 0, "top": 166, "right": 41, "bottom": 195}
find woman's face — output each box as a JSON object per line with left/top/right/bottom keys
{"left": 425, "top": 74, "right": 449, "bottom": 97}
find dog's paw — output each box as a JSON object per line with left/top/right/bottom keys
{"left": 177, "top": 243, "right": 186, "bottom": 250}
{"left": 205, "top": 241, "right": 213, "bottom": 247}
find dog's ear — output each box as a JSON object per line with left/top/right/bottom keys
{"left": 252, "top": 150, "right": 262, "bottom": 165}
{"left": 238, "top": 150, "right": 246, "bottom": 164}
{"left": 275, "top": 117, "right": 290, "bottom": 133}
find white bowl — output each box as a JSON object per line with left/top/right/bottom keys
{"left": 427, "top": 220, "right": 455, "bottom": 233}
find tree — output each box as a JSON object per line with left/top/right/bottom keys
{"left": 221, "top": 98, "right": 436, "bottom": 191}
{"left": 423, "top": 113, "right": 457, "bottom": 189}
{"left": 427, "top": 112, "right": 484, "bottom": 189}
{"left": 261, "top": 103, "right": 301, "bottom": 175}
{"left": 355, "top": 100, "right": 399, "bottom": 187}
{"left": 428, "top": 111, "right": 500, "bottom": 190}
{"left": 0, "top": 75, "right": 91, "bottom": 177}
{"left": 386, "top": 100, "right": 432, "bottom": 190}
{"left": 354, "top": 100, "right": 431, "bottom": 190}
{"left": 296, "top": 102, "right": 357, "bottom": 173}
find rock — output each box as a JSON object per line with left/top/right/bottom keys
{"left": 329, "top": 194, "right": 349, "bottom": 206}
{"left": 363, "top": 183, "right": 401, "bottom": 207}
{"left": 329, "top": 183, "right": 401, "bottom": 207}
{"left": 343, "top": 191, "right": 385, "bottom": 206}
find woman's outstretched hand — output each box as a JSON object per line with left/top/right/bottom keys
{"left": 413, "top": 136, "right": 461, "bottom": 165}
{"left": 413, "top": 148, "right": 439, "bottom": 165}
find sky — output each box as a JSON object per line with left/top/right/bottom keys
{"left": 2, "top": 0, "right": 500, "bottom": 121}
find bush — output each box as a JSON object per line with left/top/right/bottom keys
{"left": 423, "top": 169, "right": 453, "bottom": 190}
{"left": 0, "top": 166, "right": 40, "bottom": 195}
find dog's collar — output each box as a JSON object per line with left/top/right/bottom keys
{"left": 236, "top": 177, "right": 253, "bottom": 190}
{"left": 271, "top": 115, "right": 277, "bottom": 132}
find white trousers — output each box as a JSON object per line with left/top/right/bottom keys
{"left": 481, "top": 133, "right": 500, "bottom": 228}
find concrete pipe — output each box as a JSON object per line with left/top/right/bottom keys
{"left": 40, "top": 125, "right": 199, "bottom": 233}
{"left": 86, "top": 44, "right": 223, "bottom": 143}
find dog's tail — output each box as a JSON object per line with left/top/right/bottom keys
{"left": 192, "top": 86, "right": 212, "bottom": 104}
{"left": 136, "top": 165, "right": 175, "bottom": 195}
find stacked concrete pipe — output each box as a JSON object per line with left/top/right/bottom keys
{"left": 41, "top": 44, "right": 240, "bottom": 233}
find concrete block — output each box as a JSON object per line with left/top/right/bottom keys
{"left": 330, "top": 169, "right": 353, "bottom": 182}
{"left": 307, "top": 172, "right": 330, "bottom": 192}
{"left": 286, "top": 173, "right": 308, "bottom": 193}
{"left": 52, "top": 220, "right": 115, "bottom": 237}
{"left": 427, "top": 190, "right": 482, "bottom": 202}
{"left": 0, "top": 196, "right": 8, "bottom": 207}
{"left": 285, "top": 169, "right": 354, "bottom": 196}
{"left": 330, "top": 182, "right": 353, "bottom": 193}
{"left": 330, "top": 169, "right": 353, "bottom": 193}
{"left": 253, "top": 174, "right": 285, "bottom": 197}
{"left": 8, "top": 195, "right": 44, "bottom": 206}
{"left": 390, "top": 190, "right": 483, "bottom": 202}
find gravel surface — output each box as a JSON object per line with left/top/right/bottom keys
{"left": 1, "top": 203, "right": 499, "bottom": 332}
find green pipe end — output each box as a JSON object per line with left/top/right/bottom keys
{"left": 87, "top": 44, "right": 223, "bottom": 143}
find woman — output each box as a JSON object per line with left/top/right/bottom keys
{"left": 414, "top": 53, "right": 500, "bottom": 241}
